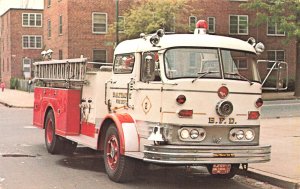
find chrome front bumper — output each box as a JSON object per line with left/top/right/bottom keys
{"left": 143, "top": 144, "right": 271, "bottom": 164}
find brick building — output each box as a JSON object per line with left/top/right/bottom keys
{"left": 43, "top": 0, "right": 296, "bottom": 79}
{"left": 191, "top": 0, "right": 296, "bottom": 81}
{"left": 43, "top": 0, "right": 124, "bottom": 64}
{"left": 0, "top": 0, "right": 297, "bottom": 86}
{"left": 0, "top": 8, "right": 43, "bottom": 85}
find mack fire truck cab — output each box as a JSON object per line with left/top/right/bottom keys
{"left": 33, "top": 20, "right": 271, "bottom": 182}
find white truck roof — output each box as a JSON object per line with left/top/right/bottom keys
{"left": 114, "top": 34, "right": 256, "bottom": 55}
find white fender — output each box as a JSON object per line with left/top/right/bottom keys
{"left": 121, "top": 123, "right": 139, "bottom": 151}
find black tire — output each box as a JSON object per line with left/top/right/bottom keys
{"left": 207, "top": 164, "right": 239, "bottom": 179}
{"left": 44, "top": 110, "right": 63, "bottom": 154}
{"left": 104, "top": 125, "right": 135, "bottom": 183}
{"left": 62, "top": 139, "right": 77, "bottom": 155}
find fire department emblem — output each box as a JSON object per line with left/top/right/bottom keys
{"left": 142, "top": 96, "right": 152, "bottom": 114}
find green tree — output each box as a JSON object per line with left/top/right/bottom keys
{"left": 241, "top": 0, "right": 300, "bottom": 96}
{"left": 120, "top": 0, "right": 200, "bottom": 39}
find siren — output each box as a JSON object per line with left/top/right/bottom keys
{"left": 194, "top": 20, "right": 208, "bottom": 35}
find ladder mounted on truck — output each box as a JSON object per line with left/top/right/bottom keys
{"left": 33, "top": 58, "right": 87, "bottom": 88}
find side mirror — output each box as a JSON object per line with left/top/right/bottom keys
{"left": 258, "top": 60, "right": 289, "bottom": 91}
{"left": 141, "top": 53, "right": 155, "bottom": 82}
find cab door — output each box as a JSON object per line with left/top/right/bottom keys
{"left": 107, "top": 53, "right": 136, "bottom": 112}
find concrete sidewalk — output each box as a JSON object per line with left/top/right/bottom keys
{"left": 240, "top": 117, "right": 300, "bottom": 189}
{"left": 262, "top": 91, "right": 300, "bottom": 101}
{"left": 0, "top": 89, "right": 299, "bottom": 188}
{"left": 0, "top": 88, "right": 33, "bottom": 108}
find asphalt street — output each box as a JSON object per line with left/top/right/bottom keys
{"left": 0, "top": 104, "right": 282, "bottom": 189}
{"left": 261, "top": 99, "right": 300, "bottom": 118}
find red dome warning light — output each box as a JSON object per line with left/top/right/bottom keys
{"left": 196, "top": 20, "right": 208, "bottom": 30}
{"left": 194, "top": 20, "right": 208, "bottom": 34}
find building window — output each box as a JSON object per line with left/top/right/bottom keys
{"left": 93, "top": 49, "right": 107, "bottom": 68}
{"left": 59, "top": 15, "right": 63, "bottom": 35}
{"left": 48, "top": 20, "right": 51, "bottom": 38}
{"left": 22, "top": 13, "right": 42, "bottom": 27}
{"left": 59, "top": 50, "right": 63, "bottom": 60}
{"left": 7, "top": 57, "right": 9, "bottom": 72}
{"left": 92, "top": 13, "right": 107, "bottom": 34}
{"left": 267, "top": 50, "right": 285, "bottom": 68}
{"left": 235, "top": 59, "right": 248, "bottom": 70}
{"left": 229, "top": 15, "right": 248, "bottom": 35}
{"left": 168, "top": 17, "right": 176, "bottom": 33}
{"left": 118, "top": 16, "right": 125, "bottom": 33}
{"left": 22, "top": 35, "right": 42, "bottom": 49}
{"left": 23, "top": 58, "right": 31, "bottom": 72}
{"left": 189, "top": 16, "right": 197, "bottom": 32}
{"left": 207, "top": 17, "right": 215, "bottom": 33}
{"left": 267, "top": 17, "right": 285, "bottom": 36}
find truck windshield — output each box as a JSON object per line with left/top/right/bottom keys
{"left": 164, "top": 48, "right": 261, "bottom": 83}
{"left": 221, "top": 50, "right": 260, "bottom": 83}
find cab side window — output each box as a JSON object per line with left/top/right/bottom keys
{"left": 141, "top": 51, "right": 161, "bottom": 82}
{"left": 113, "top": 54, "right": 135, "bottom": 74}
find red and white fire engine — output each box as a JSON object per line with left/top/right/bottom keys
{"left": 33, "top": 20, "right": 271, "bottom": 182}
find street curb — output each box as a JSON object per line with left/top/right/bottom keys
{"left": 263, "top": 98, "right": 300, "bottom": 101}
{"left": 237, "top": 168, "right": 300, "bottom": 189}
{"left": 0, "top": 101, "right": 33, "bottom": 109}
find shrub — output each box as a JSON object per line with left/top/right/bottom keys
{"left": 10, "top": 78, "right": 20, "bottom": 89}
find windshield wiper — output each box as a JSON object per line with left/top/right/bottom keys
{"left": 192, "top": 71, "right": 219, "bottom": 83}
{"left": 224, "top": 72, "right": 253, "bottom": 86}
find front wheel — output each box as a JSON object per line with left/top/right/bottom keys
{"left": 44, "top": 110, "right": 63, "bottom": 154}
{"left": 207, "top": 164, "right": 239, "bottom": 179}
{"left": 104, "top": 125, "right": 135, "bottom": 182}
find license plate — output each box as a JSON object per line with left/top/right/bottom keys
{"left": 211, "top": 164, "right": 231, "bottom": 175}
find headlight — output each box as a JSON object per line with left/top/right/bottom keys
{"left": 230, "top": 128, "right": 255, "bottom": 142}
{"left": 245, "top": 130, "right": 254, "bottom": 140}
{"left": 180, "top": 129, "right": 189, "bottom": 139}
{"left": 236, "top": 130, "right": 244, "bottom": 140}
{"left": 178, "top": 127, "right": 206, "bottom": 141}
{"left": 190, "top": 129, "right": 199, "bottom": 139}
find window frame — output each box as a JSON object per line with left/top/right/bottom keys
{"left": 47, "top": 19, "right": 51, "bottom": 38}
{"left": 267, "top": 50, "right": 285, "bottom": 69}
{"left": 267, "top": 17, "right": 285, "bottom": 36}
{"left": 113, "top": 53, "right": 135, "bottom": 74}
{"left": 48, "top": 0, "right": 51, "bottom": 7}
{"left": 189, "top": 16, "right": 197, "bottom": 32}
{"left": 92, "top": 12, "right": 108, "bottom": 34}
{"left": 23, "top": 58, "right": 31, "bottom": 72}
{"left": 235, "top": 58, "right": 248, "bottom": 70}
{"left": 207, "top": 17, "right": 215, "bottom": 34}
{"left": 22, "top": 13, "right": 43, "bottom": 27}
{"left": 93, "top": 49, "right": 107, "bottom": 69}
{"left": 118, "top": 16, "right": 125, "bottom": 33}
{"left": 59, "top": 15, "right": 63, "bottom": 35}
{"left": 22, "top": 35, "right": 43, "bottom": 49}
{"left": 229, "top": 15, "right": 248, "bottom": 35}
{"left": 59, "top": 50, "right": 63, "bottom": 60}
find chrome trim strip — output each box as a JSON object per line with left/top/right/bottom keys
{"left": 110, "top": 87, "right": 261, "bottom": 95}
{"left": 143, "top": 144, "right": 271, "bottom": 164}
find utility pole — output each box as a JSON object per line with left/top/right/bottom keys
{"left": 294, "top": 4, "right": 300, "bottom": 97}
{"left": 115, "top": 0, "right": 119, "bottom": 46}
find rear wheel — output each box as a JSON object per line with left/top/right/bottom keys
{"left": 207, "top": 164, "right": 239, "bottom": 179}
{"left": 44, "top": 110, "right": 63, "bottom": 154}
{"left": 104, "top": 125, "right": 135, "bottom": 182}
